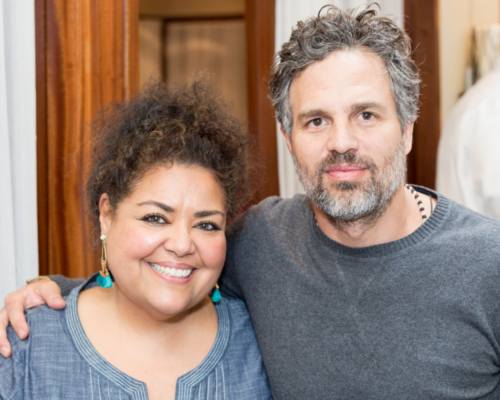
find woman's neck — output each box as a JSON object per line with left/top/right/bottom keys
{"left": 77, "top": 283, "right": 219, "bottom": 400}
{"left": 79, "top": 284, "right": 218, "bottom": 353}
{"left": 107, "top": 284, "right": 214, "bottom": 340}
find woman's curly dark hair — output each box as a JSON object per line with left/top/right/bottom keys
{"left": 86, "top": 78, "right": 253, "bottom": 232}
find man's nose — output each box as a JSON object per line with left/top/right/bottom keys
{"left": 163, "top": 225, "right": 195, "bottom": 257}
{"left": 325, "top": 119, "right": 359, "bottom": 154}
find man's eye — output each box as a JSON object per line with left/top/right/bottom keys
{"left": 143, "top": 214, "right": 166, "bottom": 224}
{"left": 360, "top": 112, "right": 374, "bottom": 120}
{"left": 309, "top": 118, "right": 324, "bottom": 127}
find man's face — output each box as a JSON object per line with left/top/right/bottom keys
{"left": 284, "top": 49, "right": 413, "bottom": 224}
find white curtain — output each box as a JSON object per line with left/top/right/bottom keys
{"left": 275, "top": 0, "right": 404, "bottom": 198}
{"left": 473, "top": 24, "right": 500, "bottom": 81}
{"left": 0, "top": 0, "right": 37, "bottom": 307}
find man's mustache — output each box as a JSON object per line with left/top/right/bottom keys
{"left": 317, "top": 151, "right": 377, "bottom": 174}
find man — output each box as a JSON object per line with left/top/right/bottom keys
{"left": 2, "top": 6, "right": 500, "bottom": 399}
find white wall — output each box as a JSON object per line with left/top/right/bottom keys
{"left": 0, "top": 0, "right": 38, "bottom": 308}
{"left": 439, "top": 0, "right": 500, "bottom": 128}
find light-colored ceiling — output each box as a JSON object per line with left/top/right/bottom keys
{"left": 140, "top": 0, "right": 245, "bottom": 18}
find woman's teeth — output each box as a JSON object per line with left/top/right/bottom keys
{"left": 151, "top": 263, "right": 193, "bottom": 278}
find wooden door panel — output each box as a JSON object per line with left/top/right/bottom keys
{"left": 37, "top": 0, "right": 139, "bottom": 277}
{"left": 404, "top": 0, "right": 441, "bottom": 189}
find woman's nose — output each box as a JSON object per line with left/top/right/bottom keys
{"left": 163, "top": 225, "right": 195, "bottom": 257}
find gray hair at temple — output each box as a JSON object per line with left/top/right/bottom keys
{"left": 269, "top": 4, "right": 421, "bottom": 136}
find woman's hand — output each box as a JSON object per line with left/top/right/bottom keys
{"left": 0, "top": 280, "right": 66, "bottom": 358}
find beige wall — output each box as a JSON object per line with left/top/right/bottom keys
{"left": 439, "top": 0, "right": 499, "bottom": 128}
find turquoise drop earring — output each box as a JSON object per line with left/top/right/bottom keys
{"left": 211, "top": 283, "right": 221, "bottom": 303}
{"left": 97, "top": 234, "right": 113, "bottom": 288}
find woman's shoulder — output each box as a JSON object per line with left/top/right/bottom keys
{"left": 221, "top": 294, "right": 250, "bottom": 319}
{"left": 6, "top": 303, "right": 70, "bottom": 360}
{"left": 219, "top": 295, "right": 273, "bottom": 399}
{"left": 221, "top": 294, "right": 258, "bottom": 343}
{"left": 0, "top": 304, "right": 70, "bottom": 399}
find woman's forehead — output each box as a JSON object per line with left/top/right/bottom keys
{"left": 124, "top": 164, "right": 227, "bottom": 214}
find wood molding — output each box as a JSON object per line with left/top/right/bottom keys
{"left": 36, "top": 0, "right": 139, "bottom": 277}
{"left": 245, "top": 0, "right": 279, "bottom": 202}
{"left": 139, "top": 0, "right": 244, "bottom": 19}
{"left": 404, "top": 0, "right": 441, "bottom": 189}
{"left": 35, "top": 0, "right": 49, "bottom": 276}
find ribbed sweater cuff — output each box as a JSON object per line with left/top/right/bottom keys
{"left": 48, "top": 275, "right": 85, "bottom": 297}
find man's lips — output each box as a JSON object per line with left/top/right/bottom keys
{"left": 324, "top": 165, "right": 367, "bottom": 181}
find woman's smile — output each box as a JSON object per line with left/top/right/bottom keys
{"left": 149, "top": 262, "right": 196, "bottom": 280}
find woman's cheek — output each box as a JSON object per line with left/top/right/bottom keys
{"left": 109, "top": 225, "right": 160, "bottom": 263}
{"left": 204, "top": 236, "right": 227, "bottom": 270}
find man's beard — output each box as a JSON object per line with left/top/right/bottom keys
{"left": 292, "top": 139, "right": 407, "bottom": 228}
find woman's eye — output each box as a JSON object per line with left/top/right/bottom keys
{"left": 144, "top": 214, "right": 166, "bottom": 224}
{"left": 197, "top": 222, "right": 220, "bottom": 231}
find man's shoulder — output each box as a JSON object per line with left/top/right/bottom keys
{"left": 248, "top": 194, "right": 309, "bottom": 217}
{"left": 442, "top": 196, "right": 500, "bottom": 248}
{"left": 228, "top": 194, "right": 309, "bottom": 235}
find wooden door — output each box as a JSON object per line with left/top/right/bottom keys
{"left": 405, "top": 0, "right": 441, "bottom": 189}
{"left": 245, "top": 0, "right": 279, "bottom": 202}
{"left": 36, "top": 0, "right": 139, "bottom": 277}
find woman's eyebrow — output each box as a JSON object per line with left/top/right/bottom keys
{"left": 137, "top": 201, "right": 174, "bottom": 213}
{"left": 195, "top": 210, "right": 225, "bottom": 218}
{"left": 137, "top": 202, "right": 225, "bottom": 218}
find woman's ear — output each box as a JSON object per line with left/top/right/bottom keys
{"left": 99, "top": 194, "right": 114, "bottom": 235}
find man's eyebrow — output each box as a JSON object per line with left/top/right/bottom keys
{"left": 137, "top": 201, "right": 175, "bottom": 213}
{"left": 349, "top": 102, "right": 387, "bottom": 113}
{"left": 194, "top": 210, "right": 225, "bottom": 218}
{"left": 297, "top": 109, "right": 331, "bottom": 122}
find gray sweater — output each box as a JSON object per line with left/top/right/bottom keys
{"left": 54, "top": 187, "right": 500, "bottom": 399}
{"left": 221, "top": 188, "right": 500, "bottom": 399}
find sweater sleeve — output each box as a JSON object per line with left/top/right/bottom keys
{"left": 0, "top": 325, "right": 28, "bottom": 399}
{"left": 48, "top": 275, "right": 85, "bottom": 297}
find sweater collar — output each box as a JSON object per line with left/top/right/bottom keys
{"left": 309, "top": 185, "right": 451, "bottom": 259}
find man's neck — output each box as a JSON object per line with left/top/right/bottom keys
{"left": 313, "top": 185, "right": 429, "bottom": 248}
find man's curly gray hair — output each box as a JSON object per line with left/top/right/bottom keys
{"left": 269, "top": 4, "right": 421, "bottom": 136}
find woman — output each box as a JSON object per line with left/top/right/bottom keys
{"left": 0, "top": 80, "right": 271, "bottom": 399}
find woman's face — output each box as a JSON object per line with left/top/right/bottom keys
{"left": 99, "top": 164, "right": 227, "bottom": 319}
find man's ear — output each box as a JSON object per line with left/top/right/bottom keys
{"left": 280, "top": 125, "right": 293, "bottom": 154}
{"left": 99, "top": 194, "right": 114, "bottom": 236}
{"left": 403, "top": 122, "right": 414, "bottom": 155}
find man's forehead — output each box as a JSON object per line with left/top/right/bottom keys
{"left": 289, "top": 49, "right": 393, "bottom": 113}
{"left": 292, "top": 49, "right": 388, "bottom": 88}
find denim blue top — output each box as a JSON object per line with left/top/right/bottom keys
{"left": 0, "top": 274, "right": 272, "bottom": 399}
